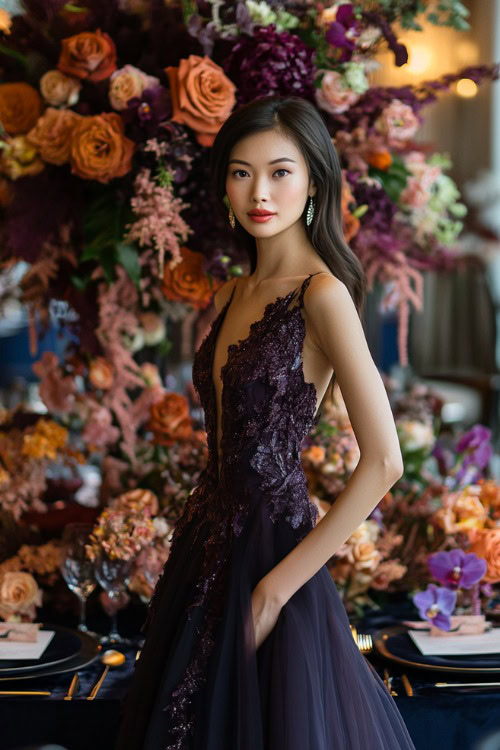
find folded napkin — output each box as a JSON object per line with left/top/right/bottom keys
{"left": 0, "top": 622, "right": 41, "bottom": 642}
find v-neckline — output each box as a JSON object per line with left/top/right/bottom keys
{"left": 210, "top": 273, "right": 317, "bottom": 483}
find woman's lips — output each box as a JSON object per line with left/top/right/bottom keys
{"left": 247, "top": 213, "right": 276, "bottom": 223}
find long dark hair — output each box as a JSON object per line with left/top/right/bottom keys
{"left": 209, "top": 95, "right": 367, "bottom": 403}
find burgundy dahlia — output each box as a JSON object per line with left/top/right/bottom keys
{"left": 223, "top": 25, "right": 316, "bottom": 106}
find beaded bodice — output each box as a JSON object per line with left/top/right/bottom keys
{"left": 191, "top": 270, "right": 321, "bottom": 534}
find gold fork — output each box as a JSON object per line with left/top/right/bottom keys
{"left": 355, "top": 632, "right": 373, "bottom": 653}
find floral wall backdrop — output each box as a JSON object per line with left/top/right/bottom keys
{"left": 0, "top": 0, "right": 499, "bottom": 625}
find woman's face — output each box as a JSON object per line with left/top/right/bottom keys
{"left": 225, "top": 128, "right": 316, "bottom": 239}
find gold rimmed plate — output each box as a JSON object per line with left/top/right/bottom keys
{"left": 373, "top": 624, "right": 500, "bottom": 675}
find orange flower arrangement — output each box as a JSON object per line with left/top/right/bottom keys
{"left": 467, "top": 528, "right": 500, "bottom": 583}
{"left": 69, "top": 112, "right": 135, "bottom": 183}
{"left": 162, "top": 246, "right": 221, "bottom": 309}
{"left": 58, "top": 29, "right": 117, "bottom": 82}
{"left": 165, "top": 55, "right": 236, "bottom": 147}
{"left": 149, "top": 392, "right": 194, "bottom": 447}
{"left": 27, "top": 108, "right": 82, "bottom": 165}
{"left": 0, "top": 82, "right": 43, "bottom": 135}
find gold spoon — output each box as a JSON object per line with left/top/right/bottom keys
{"left": 86, "top": 649, "right": 125, "bottom": 700}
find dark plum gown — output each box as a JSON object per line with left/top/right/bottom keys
{"left": 114, "top": 272, "right": 416, "bottom": 750}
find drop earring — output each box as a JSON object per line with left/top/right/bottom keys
{"left": 306, "top": 195, "right": 315, "bottom": 226}
{"left": 228, "top": 203, "right": 235, "bottom": 229}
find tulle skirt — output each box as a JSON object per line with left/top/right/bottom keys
{"left": 114, "top": 496, "right": 416, "bottom": 750}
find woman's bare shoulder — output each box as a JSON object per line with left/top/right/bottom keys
{"left": 212, "top": 276, "right": 239, "bottom": 313}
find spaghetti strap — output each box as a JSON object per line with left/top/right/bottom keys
{"left": 296, "top": 271, "right": 322, "bottom": 307}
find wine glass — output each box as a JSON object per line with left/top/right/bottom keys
{"left": 60, "top": 523, "right": 98, "bottom": 637}
{"left": 93, "top": 548, "right": 134, "bottom": 646}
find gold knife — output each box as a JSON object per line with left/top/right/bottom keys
{"left": 86, "top": 665, "right": 109, "bottom": 700}
{"left": 401, "top": 673, "right": 413, "bottom": 696}
{"left": 0, "top": 690, "right": 51, "bottom": 696}
{"left": 64, "top": 672, "right": 79, "bottom": 700}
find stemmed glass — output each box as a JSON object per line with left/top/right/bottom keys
{"left": 59, "top": 523, "right": 98, "bottom": 636}
{"left": 93, "top": 547, "right": 134, "bottom": 646}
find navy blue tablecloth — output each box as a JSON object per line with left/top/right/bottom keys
{"left": 1, "top": 602, "right": 500, "bottom": 750}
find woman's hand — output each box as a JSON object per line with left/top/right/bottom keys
{"left": 250, "top": 582, "right": 284, "bottom": 650}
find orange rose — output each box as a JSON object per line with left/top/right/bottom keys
{"left": 69, "top": 112, "right": 135, "bottom": 183}
{"left": 162, "top": 246, "right": 221, "bottom": 309}
{"left": 468, "top": 528, "right": 500, "bottom": 583}
{"left": 165, "top": 55, "right": 236, "bottom": 147}
{"left": 89, "top": 357, "right": 114, "bottom": 390}
{"left": 0, "top": 9, "right": 12, "bottom": 34}
{"left": 58, "top": 29, "right": 117, "bottom": 82}
{"left": 40, "top": 70, "right": 81, "bottom": 107}
{"left": 149, "top": 392, "right": 193, "bottom": 447}
{"left": 26, "top": 108, "right": 81, "bottom": 165}
{"left": 0, "top": 82, "right": 43, "bottom": 135}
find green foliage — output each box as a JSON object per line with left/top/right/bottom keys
{"left": 78, "top": 186, "right": 136, "bottom": 285}
{"left": 368, "top": 155, "right": 412, "bottom": 203}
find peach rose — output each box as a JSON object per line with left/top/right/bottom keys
{"left": 40, "top": 70, "right": 82, "bottom": 107}
{"left": 165, "top": 55, "right": 236, "bottom": 147}
{"left": 149, "top": 392, "right": 193, "bottom": 446}
{"left": 468, "top": 529, "right": 500, "bottom": 583}
{"left": 0, "top": 571, "right": 42, "bottom": 620}
{"left": 58, "top": 29, "right": 117, "bottom": 82}
{"left": 89, "top": 357, "right": 114, "bottom": 390}
{"left": 374, "top": 99, "right": 419, "bottom": 144}
{"left": 69, "top": 112, "right": 135, "bottom": 183}
{"left": 26, "top": 108, "right": 81, "bottom": 165}
{"left": 0, "top": 135, "right": 45, "bottom": 180}
{"left": 351, "top": 541, "right": 382, "bottom": 572}
{"left": 109, "top": 64, "right": 160, "bottom": 111}
{"left": 315, "top": 71, "right": 360, "bottom": 115}
{"left": 162, "top": 246, "right": 221, "bottom": 309}
{"left": 0, "top": 82, "right": 43, "bottom": 135}
{"left": 113, "top": 488, "right": 159, "bottom": 515}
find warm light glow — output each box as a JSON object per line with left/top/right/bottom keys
{"left": 404, "top": 43, "right": 433, "bottom": 74}
{"left": 455, "top": 78, "right": 478, "bottom": 98}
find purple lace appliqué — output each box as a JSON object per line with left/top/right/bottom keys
{"left": 143, "top": 272, "right": 323, "bottom": 750}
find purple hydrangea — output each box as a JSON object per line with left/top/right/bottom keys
{"left": 223, "top": 25, "right": 316, "bottom": 105}
{"left": 413, "top": 583, "right": 456, "bottom": 630}
{"left": 428, "top": 549, "right": 487, "bottom": 590}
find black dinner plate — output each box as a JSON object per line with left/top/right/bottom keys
{"left": 0, "top": 627, "right": 100, "bottom": 682}
{"left": 0, "top": 624, "right": 87, "bottom": 675}
{"left": 373, "top": 624, "right": 500, "bottom": 675}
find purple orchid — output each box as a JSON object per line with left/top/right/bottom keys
{"left": 428, "top": 549, "right": 487, "bottom": 590}
{"left": 454, "top": 425, "right": 493, "bottom": 485}
{"left": 325, "top": 4, "right": 359, "bottom": 62}
{"left": 122, "top": 86, "right": 172, "bottom": 142}
{"left": 413, "top": 583, "right": 456, "bottom": 630}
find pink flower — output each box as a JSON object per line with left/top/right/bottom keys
{"left": 82, "top": 403, "right": 120, "bottom": 448}
{"left": 374, "top": 99, "right": 419, "bottom": 145}
{"left": 315, "top": 70, "right": 360, "bottom": 115}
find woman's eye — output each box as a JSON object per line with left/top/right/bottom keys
{"left": 274, "top": 169, "right": 290, "bottom": 178}
{"left": 232, "top": 169, "right": 248, "bottom": 178}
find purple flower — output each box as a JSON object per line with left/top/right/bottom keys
{"left": 428, "top": 549, "right": 487, "bottom": 590}
{"left": 413, "top": 583, "right": 456, "bottom": 630}
{"left": 122, "top": 86, "right": 172, "bottom": 142}
{"left": 223, "top": 25, "right": 316, "bottom": 105}
{"left": 325, "top": 4, "right": 358, "bottom": 61}
{"left": 455, "top": 425, "right": 493, "bottom": 484}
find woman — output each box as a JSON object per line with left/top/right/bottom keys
{"left": 114, "top": 95, "right": 416, "bottom": 750}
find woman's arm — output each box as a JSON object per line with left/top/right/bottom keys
{"left": 260, "top": 274, "right": 404, "bottom": 607}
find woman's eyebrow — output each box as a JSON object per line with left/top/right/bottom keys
{"left": 227, "top": 157, "right": 297, "bottom": 166}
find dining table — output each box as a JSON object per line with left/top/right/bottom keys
{"left": 2, "top": 601, "right": 500, "bottom": 750}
